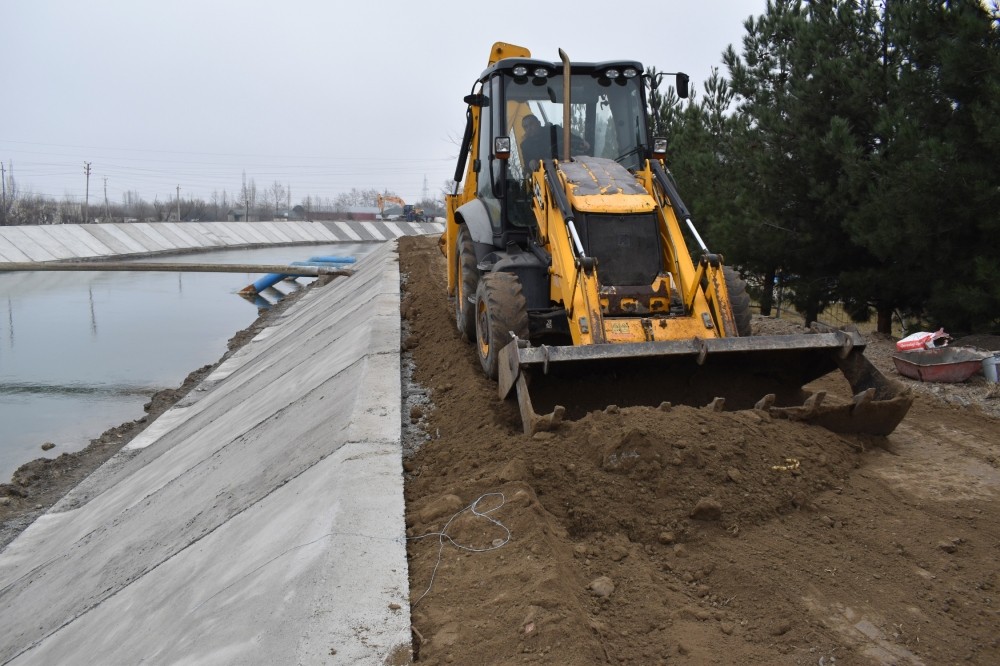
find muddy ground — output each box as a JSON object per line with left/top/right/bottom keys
{"left": 399, "top": 235, "right": 1000, "bottom": 665}
{"left": 2, "top": 238, "right": 998, "bottom": 665}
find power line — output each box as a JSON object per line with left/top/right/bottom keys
{"left": 0, "top": 138, "right": 452, "bottom": 163}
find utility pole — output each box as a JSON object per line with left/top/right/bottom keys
{"left": 103, "top": 177, "right": 110, "bottom": 222}
{"left": 1, "top": 162, "right": 6, "bottom": 225}
{"left": 176, "top": 185, "right": 181, "bottom": 222}
{"left": 83, "top": 161, "right": 92, "bottom": 224}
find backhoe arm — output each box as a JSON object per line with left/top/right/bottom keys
{"left": 532, "top": 161, "right": 605, "bottom": 344}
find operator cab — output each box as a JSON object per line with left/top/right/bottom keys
{"left": 470, "top": 58, "right": 653, "bottom": 245}
{"left": 500, "top": 59, "right": 650, "bottom": 177}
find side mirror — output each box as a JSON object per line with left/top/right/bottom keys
{"left": 652, "top": 137, "right": 668, "bottom": 159}
{"left": 676, "top": 73, "right": 689, "bottom": 99}
{"left": 494, "top": 136, "right": 511, "bottom": 160}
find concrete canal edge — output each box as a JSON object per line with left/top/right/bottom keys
{"left": 0, "top": 241, "right": 412, "bottom": 664}
{"left": 0, "top": 220, "right": 444, "bottom": 262}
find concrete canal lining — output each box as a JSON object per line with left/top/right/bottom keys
{"left": 0, "top": 220, "right": 444, "bottom": 263}
{"left": 0, "top": 241, "right": 412, "bottom": 664}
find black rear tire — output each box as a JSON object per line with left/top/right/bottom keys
{"left": 454, "top": 225, "right": 478, "bottom": 342}
{"left": 724, "top": 266, "right": 752, "bottom": 337}
{"left": 475, "top": 272, "right": 529, "bottom": 380}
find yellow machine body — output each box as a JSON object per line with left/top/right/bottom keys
{"left": 443, "top": 42, "right": 912, "bottom": 436}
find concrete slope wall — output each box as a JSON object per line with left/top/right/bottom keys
{"left": 0, "top": 242, "right": 410, "bottom": 664}
{"left": 0, "top": 220, "right": 444, "bottom": 262}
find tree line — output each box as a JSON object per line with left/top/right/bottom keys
{"left": 0, "top": 166, "right": 445, "bottom": 226}
{"left": 653, "top": 0, "right": 1000, "bottom": 334}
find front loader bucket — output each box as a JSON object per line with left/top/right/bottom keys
{"left": 497, "top": 325, "right": 913, "bottom": 437}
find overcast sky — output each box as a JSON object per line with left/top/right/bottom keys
{"left": 1, "top": 0, "right": 765, "bottom": 208}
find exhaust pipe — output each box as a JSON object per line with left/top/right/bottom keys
{"left": 558, "top": 48, "right": 571, "bottom": 162}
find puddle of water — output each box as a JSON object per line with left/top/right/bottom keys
{"left": 0, "top": 242, "right": 380, "bottom": 480}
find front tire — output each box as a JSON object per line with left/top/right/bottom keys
{"left": 454, "top": 225, "right": 478, "bottom": 342}
{"left": 474, "top": 272, "right": 529, "bottom": 380}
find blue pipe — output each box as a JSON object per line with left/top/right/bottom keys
{"left": 308, "top": 255, "right": 355, "bottom": 264}
{"left": 242, "top": 256, "right": 354, "bottom": 295}
{"left": 250, "top": 272, "right": 287, "bottom": 293}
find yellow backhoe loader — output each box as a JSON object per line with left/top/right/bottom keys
{"left": 443, "top": 42, "right": 912, "bottom": 436}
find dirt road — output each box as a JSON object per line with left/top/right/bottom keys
{"left": 400, "top": 235, "right": 1000, "bottom": 665}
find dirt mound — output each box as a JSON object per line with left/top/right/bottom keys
{"left": 952, "top": 335, "right": 1000, "bottom": 352}
{"left": 400, "top": 234, "right": 1000, "bottom": 665}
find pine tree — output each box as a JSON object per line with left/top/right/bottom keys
{"left": 844, "top": 0, "right": 1000, "bottom": 333}
{"left": 656, "top": 0, "right": 1000, "bottom": 332}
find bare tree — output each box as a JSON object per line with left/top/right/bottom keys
{"left": 152, "top": 196, "right": 166, "bottom": 221}
{"left": 260, "top": 188, "right": 275, "bottom": 220}
{"left": 210, "top": 190, "right": 224, "bottom": 221}
{"left": 334, "top": 187, "right": 382, "bottom": 211}
{"left": 11, "top": 191, "right": 54, "bottom": 225}
{"left": 122, "top": 191, "right": 134, "bottom": 220}
{"left": 269, "top": 181, "right": 287, "bottom": 215}
{"left": 1, "top": 161, "right": 18, "bottom": 225}
{"left": 236, "top": 171, "right": 258, "bottom": 221}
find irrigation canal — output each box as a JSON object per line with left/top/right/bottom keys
{"left": 0, "top": 242, "right": 380, "bottom": 481}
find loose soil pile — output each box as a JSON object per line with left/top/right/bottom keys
{"left": 399, "top": 235, "right": 1000, "bottom": 665}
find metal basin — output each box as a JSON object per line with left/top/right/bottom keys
{"left": 892, "top": 347, "right": 989, "bottom": 383}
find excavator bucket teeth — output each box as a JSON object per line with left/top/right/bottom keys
{"left": 767, "top": 348, "right": 913, "bottom": 435}
{"left": 497, "top": 330, "right": 912, "bottom": 437}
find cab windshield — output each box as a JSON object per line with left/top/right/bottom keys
{"left": 503, "top": 70, "right": 649, "bottom": 179}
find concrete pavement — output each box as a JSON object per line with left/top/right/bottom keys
{"left": 0, "top": 241, "right": 413, "bottom": 664}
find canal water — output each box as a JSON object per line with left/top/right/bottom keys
{"left": 0, "top": 242, "right": 381, "bottom": 482}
